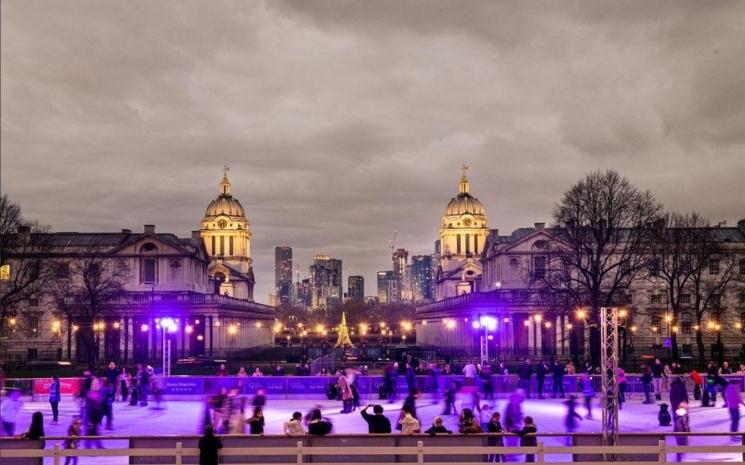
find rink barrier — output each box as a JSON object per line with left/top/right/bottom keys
{"left": 2, "top": 433, "right": 744, "bottom": 465}
{"left": 10, "top": 374, "right": 745, "bottom": 401}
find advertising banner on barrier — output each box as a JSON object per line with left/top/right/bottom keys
{"left": 33, "top": 378, "right": 82, "bottom": 395}
{"left": 164, "top": 378, "right": 204, "bottom": 395}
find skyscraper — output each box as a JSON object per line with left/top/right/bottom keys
{"left": 377, "top": 270, "right": 395, "bottom": 304}
{"left": 347, "top": 275, "right": 364, "bottom": 301}
{"left": 274, "top": 246, "right": 293, "bottom": 305}
{"left": 411, "top": 254, "right": 434, "bottom": 302}
{"left": 392, "top": 248, "right": 412, "bottom": 303}
{"left": 309, "top": 254, "right": 343, "bottom": 309}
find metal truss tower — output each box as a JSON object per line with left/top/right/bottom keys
{"left": 600, "top": 306, "right": 620, "bottom": 452}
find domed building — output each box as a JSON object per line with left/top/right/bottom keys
{"left": 436, "top": 166, "right": 490, "bottom": 298}
{"left": 200, "top": 167, "right": 255, "bottom": 300}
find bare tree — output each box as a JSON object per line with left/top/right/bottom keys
{"left": 0, "top": 194, "right": 52, "bottom": 321}
{"left": 648, "top": 212, "right": 710, "bottom": 361}
{"left": 50, "top": 248, "right": 128, "bottom": 368}
{"left": 549, "top": 170, "right": 662, "bottom": 367}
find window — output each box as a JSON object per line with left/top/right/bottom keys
{"left": 533, "top": 256, "right": 546, "bottom": 279}
{"left": 711, "top": 293, "right": 722, "bottom": 309}
{"left": 681, "top": 294, "right": 691, "bottom": 305}
{"left": 709, "top": 259, "right": 720, "bottom": 275}
{"left": 739, "top": 292, "right": 745, "bottom": 305}
{"left": 30, "top": 262, "right": 40, "bottom": 280}
{"left": 651, "top": 314, "right": 662, "bottom": 329}
{"left": 649, "top": 260, "right": 659, "bottom": 277}
{"left": 681, "top": 259, "right": 692, "bottom": 274}
{"left": 141, "top": 242, "right": 157, "bottom": 252}
{"left": 457, "top": 235, "right": 462, "bottom": 254}
{"left": 27, "top": 315, "right": 39, "bottom": 339}
{"left": 220, "top": 236, "right": 225, "bottom": 255}
{"left": 229, "top": 237, "right": 234, "bottom": 256}
{"left": 142, "top": 258, "right": 156, "bottom": 284}
{"left": 28, "top": 298, "right": 39, "bottom": 308}
{"left": 740, "top": 259, "right": 745, "bottom": 276}
{"left": 466, "top": 234, "right": 471, "bottom": 254}
{"left": 88, "top": 263, "right": 100, "bottom": 279}
{"left": 741, "top": 313, "right": 745, "bottom": 334}
{"left": 682, "top": 321, "right": 692, "bottom": 335}
{"left": 56, "top": 263, "right": 70, "bottom": 279}
{"left": 474, "top": 235, "right": 479, "bottom": 254}
{"left": 651, "top": 294, "right": 663, "bottom": 305}
{"left": 509, "top": 258, "right": 520, "bottom": 275}
{"left": 211, "top": 236, "right": 216, "bottom": 255}
{"left": 0, "top": 318, "right": 10, "bottom": 338}
{"left": 620, "top": 261, "right": 629, "bottom": 275}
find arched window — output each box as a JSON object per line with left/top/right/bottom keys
{"left": 456, "top": 234, "right": 462, "bottom": 254}
{"left": 214, "top": 272, "right": 226, "bottom": 294}
{"left": 509, "top": 258, "right": 520, "bottom": 275}
{"left": 140, "top": 243, "right": 157, "bottom": 253}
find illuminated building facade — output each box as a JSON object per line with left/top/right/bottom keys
{"left": 274, "top": 246, "right": 293, "bottom": 305}
{"left": 309, "top": 255, "right": 343, "bottom": 309}
{"left": 347, "top": 275, "right": 365, "bottom": 301}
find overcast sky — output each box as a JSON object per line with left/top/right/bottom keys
{"left": 2, "top": 1, "right": 744, "bottom": 304}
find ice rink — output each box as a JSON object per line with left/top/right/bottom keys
{"left": 5, "top": 393, "right": 744, "bottom": 463}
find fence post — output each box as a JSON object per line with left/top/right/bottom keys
{"left": 658, "top": 439, "right": 666, "bottom": 464}
{"left": 53, "top": 443, "right": 61, "bottom": 465}
{"left": 417, "top": 440, "right": 424, "bottom": 464}
{"left": 297, "top": 440, "right": 304, "bottom": 465}
{"left": 536, "top": 441, "right": 544, "bottom": 464}
{"left": 175, "top": 442, "right": 183, "bottom": 465}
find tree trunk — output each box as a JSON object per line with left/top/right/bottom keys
{"left": 670, "top": 332, "right": 679, "bottom": 362}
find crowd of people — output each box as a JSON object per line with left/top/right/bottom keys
{"left": 1, "top": 357, "right": 743, "bottom": 464}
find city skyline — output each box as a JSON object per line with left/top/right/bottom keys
{"left": 3, "top": 1, "right": 745, "bottom": 304}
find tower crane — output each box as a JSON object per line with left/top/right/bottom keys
{"left": 388, "top": 230, "right": 398, "bottom": 251}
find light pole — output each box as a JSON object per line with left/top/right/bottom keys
{"left": 474, "top": 316, "right": 496, "bottom": 364}
{"left": 159, "top": 318, "right": 178, "bottom": 377}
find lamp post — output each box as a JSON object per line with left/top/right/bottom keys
{"left": 474, "top": 316, "right": 497, "bottom": 364}
{"left": 159, "top": 318, "right": 178, "bottom": 377}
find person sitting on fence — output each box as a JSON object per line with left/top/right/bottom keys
{"left": 516, "top": 416, "right": 538, "bottom": 463}
{"left": 63, "top": 416, "right": 81, "bottom": 465}
{"left": 360, "top": 404, "right": 392, "bottom": 434}
{"left": 283, "top": 411, "right": 306, "bottom": 436}
{"left": 424, "top": 416, "right": 452, "bottom": 435}
{"left": 198, "top": 424, "right": 223, "bottom": 465}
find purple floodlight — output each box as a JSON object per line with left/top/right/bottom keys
{"left": 479, "top": 315, "right": 497, "bottom": 331}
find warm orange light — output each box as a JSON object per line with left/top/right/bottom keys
{"left": 197, "top": 334, "right": 204, "bottom": 341}
{"left": 255, "top": 322, "right": 262, "bottom": 328}
{"left": 630, "top": 326, "right": 638, "bottom": 332}
{"left": 544, "top": 321, "right": 552, "bottom": 329}
{"left": 227, "top": 325, "right": 238, "bottom": 335}
{"left": 664, "top": 314, "right": 673, "bottom": 323}
{"left": 618, "top": 309, "right": 628, "bottom": 318}
{"left": 533, "top": 314, "right": 543, "bottom": 323}
{"left": 112, "top": 322, "right": 121, "bottom": 329}
{"left": 523, "top": 320, "right": 531, "bottom": 327}
{"left": 576, "top": 309, "right": 587, "bottom": 320}
{"left": 651, "top": 326, "right": 658, "bottom": 332}
{"left": 185, "top": 325, "right": 193, "bottom": 334}
{"left": 566, "top": 323, "right": 573, "bottom": 330}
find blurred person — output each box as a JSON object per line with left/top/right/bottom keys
{"left": 725, "top": 379, "right": 745, "bottom": 437}
{"left": 198, "top": 424, "right": 222, "bottom": 465}
{"left": 652, "top": 359, "right": 664, "bottom": 401}
{"left": 481, "top": 362, "right": 494, "bottom": 400}
{"left": 463, "top": 360, "right": 478, "bottom": 380}
{"left": 84, "top": 377, "right": 104, "bottom": 449}
{"left": 307, "top": 408, "right": 333, "bottom": 435}
{"left": 518, "top": 359, "right": 532, "bottom": 398}
{"left": 252, "top": 368, "right": 263, "bottom": 377}
{"left": 552, "top": 360, "right": 566, "bottom": 399}
{"left": 119, "top": 368, "right": 131, "bottom": 402}
{"left": 237, "top": 366, "right": 248, "bottom": 377}
{"left": 442, "top": 380, "right": 459, "bottom": 416}
{"left": 22, "top": 411, "right": 45, "bottom": 440}
{"left": 617, "top": 367, "right": 627, "bottom": 409}
{"left": 104, "top": 362, "right": 118, "bottom": 397}
{"left": 564, "top": 396, "right": 583, "bottom": 446}
{"left": 337, "top": 373, "right": 353, "bottom": 413}
{"left": 719, "top": 361, "right": 733, "bottom": 375}
{"left": 486, "top": 412, "right": 504, "bottom": 463}
{"left": 669, "top": 376, "right": 689, "bottom": 418}
{"left": 216, "top": 364, "right": 228, "bottom": 377}
{"left": 63, "top": 417, "right": 82, "bottom": 465}
{"left": 459, "top": 408, "right": 483, "bottom": 434}
{"left": 641, "top": 364, "right": 654, "bottom": 404}
{"left": 246, "top": 407, "right": 265, "bottom": 435}
{"left": 581, "top": 373, "right": 595, "bottom": 419}
{"left": 673, "top": 402, "right": 690, "bottom": 461}
{"left": 662, "top": 364, "right": 672, "bottom": 393}
{"left": 398, "top": 404, "right": 420, "bottom": 435}
{"left": 430, "top": 363, "right": 442, "bottom": 405}
{"left": 536, "top": 361, "right": 548, "bottom": 399}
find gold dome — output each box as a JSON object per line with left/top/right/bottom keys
{"left": 204, "top": 167, "right": 246, "bottom": 218}
{"left": 444, "top": 166, "right": 486, "bottom": 217}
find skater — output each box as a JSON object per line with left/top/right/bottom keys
{"left": 641, "top": 365, "right": 654, "bottom": 404}
{"left": 443, "top": 380, "right": 459, "bottom": 416}
{"left": 283, "top": 411, "right": 306, "bottom": 436}
{"left": 518, "top": 359, "right": 533, "bottom": 398}
{"left": 430, "top": 363, "right": 442, "bottom": 405}
{"left": 536, "top": 361, "right": 547, "bottom": 399}
{"left": 63, "top": 417, "right": 82, "bottom": 465}
{"left": 0, "top": 389, "right": 22, "bottom": 436}
{"left": 84, "top": 378, "right": 104, "bottom": 449}
{"left": 724, "top": 379, "right": 745, "bottom": 436}
{"left": 198, "top": 425, "right": 223, "bottom": 465}
{"left": 673, "top": 403, "right": 690, "bottom": 462}
{"left": 503, "top": 390, "right": 525, "bottom": 460}
{"left": 398, "top": 404, "right": 421, "bottom": 435}
{"left": 669, "top": 376, "right": 689, "bottom": 418}
{"left": 384, "top": 363, "right": 398, "bottom": 403}
{"left": 516, "top": 416, "right": 538, "bottom": 462}
{"left": 552, "top": 360, "right": 565, "bottom": 399}
{"left": 137, "top": 364, "right": 150, "bottom": 407}
{"left": 22, "top": 411, "right": 45, "bottom": 440}
{"left": 463, "top": 359, "right": 478, "bottom": 381}
{"left": 581, "top": 373, "right": 595, "bottom": 419}
{"left": 617, "top": 367, "right": 627, "bottom": 409}
{"left": 690, "top": 369, "right": 703, "bottom": 401}
{"left": 361, "top": 404, "right": 392, "bottom": 434}
{"left": 498, "top": 362, "right": 510, "bottom": 393}
{"left": 49, "top": 375, "right": 61, "bottom": 425}
{"left": 564, "top": 396, "right": 583, "bottom": 446}
{"left": 119, "top": 368, "right": 131, "bottom": 402}
{"left": 486, "top": 412, "right": 504, "bottom": 462}
{"left": 481, "top": 362, "right": 494, "bottom": 400}
{"left": 337, "top": 374, "right": 353, "bottom": 413}
{"left": 652, "top": 359, "right": 664, "bottom": 401}
{"left": 104, "top": 362, "right": 118, "bottom": 398}
{"left": 424, "top": 416, "right": 453, "bottom": 435}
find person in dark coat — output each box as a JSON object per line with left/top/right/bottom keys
{"left": 669, "top": 377, "right": 689, "bottom": 418}
{"left": 49, "top": 376, "right": 61, "bottom": 425}
{"left": 564, "top": 396, "right": 583, "bottom": 446}
{"left": 360, "top": 404, "right": 392, "bottom": 434}
{"left": 424, "top": 416, "right": 453, "bottom": 435}
{"left": 516, "top": 416, "right": 538, "bottom": 462}
{"left": 307, "top": 409, "right": 333, "bottom": 436}
{"left": 486, "top": 412, "right": 504, "bottom": 463}
{"left": 198, "top": 425, "right": 223, "bottom": 465}
{"left": 246, "top": 407, "right": 264, "bottom": 435}
{"left": 551, "top": 361, "right": 565, "bottom": 398}
{"left": 536, "top": 361, "right": 548, "bottom": 399}
{"left": 518, "top": 360, "right": 533, "bottom": 398}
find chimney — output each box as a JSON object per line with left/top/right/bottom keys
{"left": 121, "top": 229, "right": 132, "bottom": 234}
{"left": 144, "top": 224, "right": 155, "bottom": 234}
{"left": 192, "top": 230, "right": 202, "bottom": 241}
{"left": 718, "top": 220, "right": 728, "bottom": 227}
{"left": 534, "top": 222, "right": 545, "bottom": 230}
{"left": 17, "top": 225, "right": 31, "bottom": 244}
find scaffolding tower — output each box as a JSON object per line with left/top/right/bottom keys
{"left": 600, "top": 306, "right": 620, "bottom": 454}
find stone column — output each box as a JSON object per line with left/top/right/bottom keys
{"left": 535, "top": 317, "right": 542, "bottom": 356}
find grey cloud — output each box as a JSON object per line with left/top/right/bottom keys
{"left": 2, "top": 0, "right": 745, "bottom": 302}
